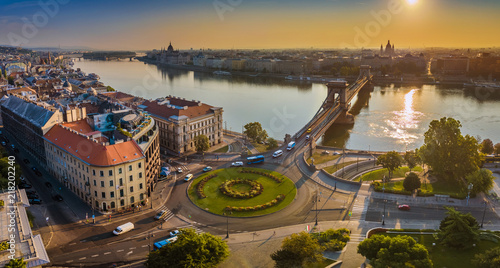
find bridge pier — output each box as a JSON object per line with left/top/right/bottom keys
{"left": 334, "top": 110, "right": 355, "bottom": 125}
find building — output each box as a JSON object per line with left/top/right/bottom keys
{"left": 436, "top": 56, "right": 470, "bottom": 75}
{"left": 139, "top": 96, "right": 223, "bottom": 155}
{"left": 193, "top": 51, "right": 206, "bottom": 67}
{"left": 0, "top": 95, "right": 64, "bottom": 168}
{"left": 44, "top": 110, "right": 159, "bottom": 212}
{"left": 157, "top": 43, "right": 190, "bottom": 65}
{"left": 380, "top": 40, "right": 395, "bottom": 56}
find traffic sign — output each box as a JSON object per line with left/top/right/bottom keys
{"left": 348, "top": 211, "right": 352, "bottom": 217}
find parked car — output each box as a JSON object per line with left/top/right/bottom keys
{"left": 19, "top": 183, "right": 32, "bottom": 189}
{"left": 154, "top": 210, "right": 167, "bottom": 220}
{"left": 45, "top": 182, "right": 52, "bottom": 188}
{"left": 26, "top": 190, "right": 37, "bottom": 195}
{"left": 231, "top": 161, "right": 243, "bottom": 167}
{"left": 305, "top": 134, "right": 310, "bottom": 140}
{"left": 169, "top": 230, "right": 180, "bottom": 237}
{"left": 32, "top": 167, "right": 42, "bottom": 176}
{"left": 23, "top": 158, "right": 30, "bottom": 164}
{"left": 1, "top": 141, "right": 5, "bottom": 146}
{"left": 398, "top": 204, "right": 410, "bottom": 211}
{"left": 177, "top": 167, "right": 183, "bottom": 173}
{"left": 202, "top": 166, "right": 212, "bottom": 172}
{"left": 29, "top": 199, "right": 42, "bottom": 204}
{"left": 273, "top": 150, "right": 283, "bottom": 158}
{"left": 183, "top": 174, "right": 194, "bottom": 182}
{"left": 53, "top": 194, "right": 63, "bottom": 202}
{"left": 27, "top": 193, "right": 39, "bottom": 199}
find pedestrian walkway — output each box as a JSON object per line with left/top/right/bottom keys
{"left": 349, "top": 196, "right": 369, "bottom": 221}
{"left": 155, "top": 205, "right": 175, "bottom": 222}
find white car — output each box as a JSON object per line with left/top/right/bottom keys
{"left": 231, "top": 161, "right": 243, "bottom": 167}
{"left": 177, "top": 167, "right": 183, "bottom": 173}
{"left": 184, "top": 174, "right": 194, "bottom": 182}
{"left": 273, "top": 150, "right": 283, "bottom": 158}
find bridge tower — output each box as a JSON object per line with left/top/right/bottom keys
{"left": 360, "top": 65, "right": 371, "bottom": 78}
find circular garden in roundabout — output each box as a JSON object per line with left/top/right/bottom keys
{"left": 187, "top": 167, "right": 297, "bottom": 217}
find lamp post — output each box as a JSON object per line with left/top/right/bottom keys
{"left": 466, "top": 183, "right": 473, "bottom": 206}
{"left": 382, "top": 176, "right": 386, "bottom": 225}
{"left": 315, "top": 191, "right": 319, "bottom": 226}
{"left": 481, "top": 200, "right": 488, "bottom": 228}
{"left": 224, "top": 211, "right": 231, "bottom": 238}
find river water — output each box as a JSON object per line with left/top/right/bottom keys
{"left": 73, "top": 59, "right": 500, "bottom": 152}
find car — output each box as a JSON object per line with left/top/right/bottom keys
{"left": 32, "top": 167, "right": 42, "bottom": 176}
{"left": 154, "top": 210, "right": 167, "bottom": 220}
{"left": 45, "top": 182, "right": 52, "bottom": 188}
{"left": 19, "top": 183, "right": 32, "bottom": 189}
{"left": 332, "top": 152, "right": 340, "bottom": 155}
{"left": 23, "top": 159, "right": 30, "bottom": 164}
{"left": 231, "top": 161, "right": 243, "bottom": 167}
{"left": 169, "top": 230, "right": 180, "bottom": 237}
{"left": 29, "top": 199, "right": 42, "bottom": 204}
{"left": 306, "top": 128, "right": 312, "bottom": 133}
{"left": 10, "top": 144, "right": 15, "bottom": 149}
{"left": 27, "top": 193, "right": 39, "bottom": 199}
{"left": 1, "top": 141, "right": 5, "bottom": 146}
{"left": 53, "top": 194, "right": 63, "bottom": 202}
{"left": 305, "top": 135, "right": 310, "bottom": 140}
{"left": 177, "top": 167, "right": 183, "bottom": 173}
{"left": 272, "top": 150, "right": 283, "bottom": 158}
{"left": 26, "top": 190, "right": 37, "bottom": 195}
{"left": 202, "top": 166, "right": 212, "bottom": 172}
{"left": 183, "top": 174, "right": 193, "bottom": 182}
{"left": 398, "top": 204, "right": 410, "bottom": 211}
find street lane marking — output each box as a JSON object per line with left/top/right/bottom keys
{"left": 69, "top": 242, "right": 76, "bottom": 246}
{"left": 117, "top": 249, "right": 124, "bottom": 252}
{"left": 129, "top": 247, "right": 136, "bottom": 250}
{"left": 79, "top": 257, "right": 86, "bottom": 260}
{"left": 104, "top": 252, "right": 111, "bottom": 255}
{"left": 91, "top": 254, "right": 98, "bottom": 258}
{"left": 141, "top": 245, "right": 148, "bottom": 248}
{"left": 66, "top": 260, "right": 74, "bottom": 263}
{"left": 126, "top": 251, "right": 133, "bottom": 255}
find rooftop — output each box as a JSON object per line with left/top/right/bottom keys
{"left": 140, "top": 96, "right": 218, "bottom": 121}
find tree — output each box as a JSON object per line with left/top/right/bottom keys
{"left": 5, "top": 258, "right": 26, "bottom": 268}
{"left": 418, "top": 117, "right": 481, "bottom": 180}
{"left": 494, "top": 143, "right": 500, "bottom": 155}
{"left": 403, "top": 172, "right": 421, "bottom": 192}
{"left": 146, "top": 228, "right": 229, "bottom": 268}
{"left": 266, "top": 137, "right": 278, "bottom": 150}
{"left": 376, "top": 151, "right": 403, "bottom": 178}
{"left": 465, "top": 169, "right": 495, "bottom": 195}
{"left": 244, "top": 122, "right": 268, "bottom": 143}
{"left": 106, "top": 85, "right": 116, "bottom": 92}
{"left": 271, "top": 232, "right": 324, "bottom": 268}
{"left": 480, "top": 139, "right": 494, "bottom": 155}
{"left": 194, "top": 135, "right": 210, "bottom": 153}
{"left": 472, "top": 246, "right": 500, "bottom": 268}
{"left": 357, "top": 235, "right": 432, "bottom": 268}
{"left": 438, "top": 207, "right": 480, "bottom": 249}
{"left": 404, "top": 150, "right": 419, "bottom": 172}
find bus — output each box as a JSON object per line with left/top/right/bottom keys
{"left": 247, "top": 155, "right": 265, "bottom": 164}
{"left": 153, "top": 236, "right": 177, "bottom": 251}
{"left": 287, "top": 141, "right": 296, "bottom": 151}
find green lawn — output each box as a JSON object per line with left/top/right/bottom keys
{"left": 384, "top": 233, "right": 499, "bottom": 268}
{"left": 213, "top": 145, "right": 229, "bottom": 153}
{"left": 360, "top": 166, "right": 423, "bottom": 181}
{"left": 306, "top": 151, "right": 342, "bottom": 165}
{"left": 324, "top": 161, "right": 358, "bottom": 174}
{"left": 373, "top": 175, "right": 467, "bottom": 198}
{"left": 188, "top": 167, "right": 297, "bottom": 217}
{"left": 250, "top": 142, "right": 268, "bottom": 153}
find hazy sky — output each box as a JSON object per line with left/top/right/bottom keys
{"left": 0, "top": 0, "right": 499, "bottom": 50}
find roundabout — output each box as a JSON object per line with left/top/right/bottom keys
{"left": 187, "top": 167, "right": 297, "bottom": 217}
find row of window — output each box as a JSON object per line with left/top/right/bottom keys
{"left": 94, "top": 183, "right": 143, "bottom": 198}
{"left": 93, "top": 174, "right": 142, "bottom": 187}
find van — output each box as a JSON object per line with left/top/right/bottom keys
{"left": 287, "top": 141, "right": 296, "bottom": 151}
{"left": 113, "top": 222, "right": 134, "bottom": 235}
{"left": 184, "top": 174, "right": 194, "bottom": 182}
{"left": 273, "top": 150, "right": 283, "bottom": 158}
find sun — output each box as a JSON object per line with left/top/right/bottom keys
{"left": 407, "top": 0, "right": 418, "bottom": 5}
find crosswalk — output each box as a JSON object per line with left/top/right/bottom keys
{"left": 348, "top": 233, "right": 366, "bottom": 243}
{"left": 349, "top": 196, "right": 368, "bottom": 221}
{"left": 156, "top": 205, "right": 175, "bottom": 222}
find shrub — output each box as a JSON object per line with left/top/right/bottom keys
{"left": 0, "top": 241, "right": 8, "bottom": 251}
{"left": 0, "top": 200, "right": 4, "bottom": 207}
{"left": 196, "top": 174, "right": 218, "bottom": 199}
{"left": 323, "top": 240, "right": 346, "bottom": 252}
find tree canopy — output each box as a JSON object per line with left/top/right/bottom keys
{"left": 472, "top": 246, "right": 500, "bottom": 268}
{"left": 357, "top": 235, "right": 432, "bottom": 268}
{"left": 465, "top": 169, "right": 495, "bottom": 195}
{"left": 146, "top": 228, "right": 229, "bottom": 268}
{"left": 418, "top": 117, "right": 481, "bottom": 180}
{"left": 244, "top": 122, "right": 268, "bottom": 143}
{"left": 404, "top": 150, "right": 420, "bottom": 172}
{"left": 271, "top": 231, "right": 324, "bottom": 268}
{"left": 376, "top": 151, "right": 403, "bottom": 178}
{"left": 494, "top": 143, "right": 500, "bottom": 155}
{"left": 403, "top": 172, "right": 421, "bottom": 192}
{"left": 194, "top": 135, "right": 210, "bottom": 153}
{"left": 266, "top": 137, "right": 278, "bottom": 150}
{"left": 438, "top": 207, "right": 480, "bottom": 249}
{"left": 5, "top": 258, "right": 26, "bottom": 268}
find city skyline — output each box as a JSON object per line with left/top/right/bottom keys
{"left": 0, "top": 0, "right": 499, "bottom": 50}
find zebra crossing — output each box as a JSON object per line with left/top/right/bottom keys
{"left": 156, "top": 205, "right": 175, "bottom": 222}
{"left": 348, "top": 233, "right": 366, "bottom": 243}
{"left": 349, "top": 196, "right": 368, "bottom": 221}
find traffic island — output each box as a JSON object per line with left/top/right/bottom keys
{"left": 188, "top": 167, "right": 297, "bottom": 217}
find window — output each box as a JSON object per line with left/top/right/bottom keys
{"left": 120, "top": 199, "right": 124, "bottom": 206}
{"left": 100, "top": 170, "right": 104, "bottom": 177}
{"left": 93, "top": 169, "right": 96, "bottom": 176}
{"left": 130, "top": 196, "right": 135, "bottom": 204}
{"left": 119, "top": 178, "right": 123, "bottom": 186}
{"left": 130, "top": 186, "right": 134, "bottom": 193}
{"left": 86, "top": 167, "right": 89, "bottom": 173}
{"left": 129, "top": 175, "right": 133, "bottom": 182}
{"left": 109, "top": 170, "right": 113, "bottom": 176}
{"left": 94, "top": 191, "right": 97, "bottom": 197}
{"left": 101, "top": 192, "right": 106, "bottom": 198}
{"left": 120, "top": 189, "right": 124, "bottom": 197}
{"left": 118, "top": 168, "right": 122, "bottom": 174}
{"left": 110, "top": 191, "right": 114, "bottom": 198}
{"left": 140, "top": 193, "right": 144, "bottom": 200}
{"left": 109, "top": 180, "right": 114, "bottom": 187}
{"left": 111, "top": 202, "right": 115, "bottom": 208}
{"left": 139, "top": 183, "right": 143, "bottom": 189}
{"left": 100, "top": 181, "right": 104, "bottom": 187}
{"left": 139, "top": 172, "right": 142, "bottom": 179}
{"left": 93, "top": 180, "right": 96, "bottom": 186}
{"left": 128, "top": 165, "right": 132, "bottom": 171}
{"left": 138, "top": 162, "right": 142, "bottom": 169}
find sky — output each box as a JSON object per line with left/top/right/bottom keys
{"left": 0, "top": 0, "right": 499, "bottom": 50}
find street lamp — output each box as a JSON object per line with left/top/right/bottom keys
{"left": 481, "top": 200, "right": 488, "bottom": 228}
{"left": 224, "top": 211, "right": 231, "bottom": 238}
{"left": 382, "top": 176, "right": 386, "bottom": 225}
{"left": 315, "top": 191, "right": 320, "bottom": 226}
{"left": 466, "top": 183, "right": 473, "bottom": 206}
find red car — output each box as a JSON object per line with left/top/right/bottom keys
{"left": 398, "top": 204, "right": 410, "bottom": 211}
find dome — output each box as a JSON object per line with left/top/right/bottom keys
{"left": 167, "top": 42, "right": 174, "bottom": 52}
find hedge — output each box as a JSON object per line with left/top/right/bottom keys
{"left": 219, "top": 179, "right": 264, "bottom": 199}
{"left": 196, "top": 174, "right": 218, "bottom": 199}
{"left": 239, "top": 169, "right": 283, "bottom": 183}
{"left": 225, "top": 194, "right": 285, "bottom": 211}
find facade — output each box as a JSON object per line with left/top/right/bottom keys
{"left": 44, "top": 111, "right": 159, "bottom": 212}
{"left": 139, "top": 96, "right": 223, "bottom": 155}
{"left": 157, "top": 43, "right": 190, "bottom": 65}
{"left": 436, "top": 56, "right": 470, "bottom": 75}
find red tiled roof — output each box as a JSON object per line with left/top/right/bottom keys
{"left": 141, "top": 99, "right": 215, "bottom": 120}
{"left": 44, "top": 124, "right": 144, "bottom": 167}
{"left": 62, "top": 120, "right": 93, "bottom": 134}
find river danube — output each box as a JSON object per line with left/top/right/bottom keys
{"left": 73, "top": 59, "right": 500, "bottom": 152}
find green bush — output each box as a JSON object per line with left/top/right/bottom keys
{"left": 0, "top": 241, "right": 8, "bottom": 251}
{"left": 323, "top": 240, "right": 346, "bottom": 252}
{"left": 0, "top": 199, "right": 4, "bottom": 207}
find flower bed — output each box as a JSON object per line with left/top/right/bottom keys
{"left": 219, "top": 179, "right": 263, "bottom": 199}
{"left": 225, "top": 194, "right": 285, "bottom": 211}
{"left": 196, "top": 174, "right": 218, "bottom": 199}
{"left": 239, "top": 169, "right": 283, "bottom": 183}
